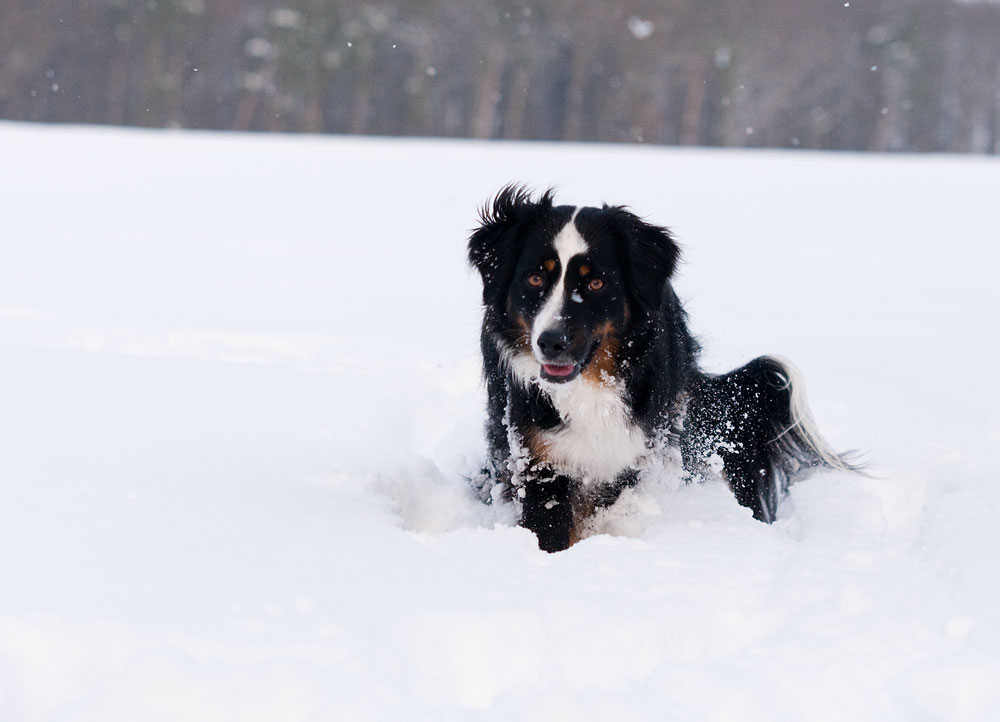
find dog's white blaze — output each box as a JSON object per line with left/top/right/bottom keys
{"left": 504, "top": 212, "right": 645, "bottom": 483}
{"left": 540, "top": 378, "right": 647, "bottom": 482}
{"left": 530, "top": 212, "right": 588, "bottom": 358}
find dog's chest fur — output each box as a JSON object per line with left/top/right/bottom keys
{"left": 535, "top": 376, "right": 647, "bottom": 482}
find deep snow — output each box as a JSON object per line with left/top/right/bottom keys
{"left": 1, "top": 122, "right": 999, "bottom": 721}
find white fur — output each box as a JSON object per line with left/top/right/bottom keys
{"left": 538, "top": 375, "right": 647, "bottom": 483}
{"left": 764, "top": 354, "right": 853, "bottom": 471}
{"left": 498, "top": 341, "right": 541, "bottom": 388}
{"left": 499, "top": 214, "right": 645, "bottom": 483}
{"left": 530, "top": 212, "right": 588, "bottom": 358}
{"left": 496, "top": 339, "right": 646, "bottom": 483}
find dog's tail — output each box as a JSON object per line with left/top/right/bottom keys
{"left": 683, "top": 355, "right": 863, "bottom": 522}
{"left": 760, "top": 355, "right": 864, "bottom": 477}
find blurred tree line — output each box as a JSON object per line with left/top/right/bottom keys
{"left": 2, "top": 0, "right": 999, "bottom": 152}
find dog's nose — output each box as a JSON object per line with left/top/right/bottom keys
{"left": 537, "top": 329, "right": 570, "bottom": 357}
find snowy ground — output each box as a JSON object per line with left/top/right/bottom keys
{"left": 1, "top": 121, "right": 999, "bottom": 721}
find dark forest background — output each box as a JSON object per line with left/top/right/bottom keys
{"left": 2, "top": 0, "right": 999, "bottom": 152}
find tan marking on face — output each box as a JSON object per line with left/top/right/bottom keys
{"left": 579, "top": 264, "right": 590, "bottom": 276}
{"left": 580, "top": 321, "right": 621, "bottom": 385}
{"left": 513, "top": 313, "right": 531, "bottom": 340}
{"left": 543, "top": 258, "right": 556, "bottom": 272}
{"left": 506, "top": 298, "right": 533, "bottom": 347}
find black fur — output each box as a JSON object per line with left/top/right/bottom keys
{"left": 468, "top": 185, "right": 857, "bottom": 552}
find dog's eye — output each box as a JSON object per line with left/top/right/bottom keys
{"left": 588, "top": 278, "right": 605, "bottom": 291}
{"left": 526, "top": 273, "right": 545, "bottom": 288}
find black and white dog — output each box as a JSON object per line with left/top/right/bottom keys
{"left": 468, "top": 185, "right": 857, "bottom": 552}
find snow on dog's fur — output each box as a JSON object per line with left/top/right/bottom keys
{"left": 468, "top": 185, "right": 858, "bottom": 552}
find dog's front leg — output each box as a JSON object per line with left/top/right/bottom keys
{"left": 519, "top": 470, "right": 574, "bottom": 553}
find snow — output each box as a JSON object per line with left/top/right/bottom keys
{"left": 1, "top": 121, "right": 999, "bottom": 721}
{"left": 627, "top": 17, "right": 655, "bottom": 40}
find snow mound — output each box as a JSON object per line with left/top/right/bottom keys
{"left": 2, "top": 122, "right": 999, "bottom": 721}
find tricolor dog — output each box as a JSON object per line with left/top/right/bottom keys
{"left": 468, "top": 185, "right": 857, "bottom": 552}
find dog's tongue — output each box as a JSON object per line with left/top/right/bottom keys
{"left": 543, "top": 363, "right": 575, "bottom": 377}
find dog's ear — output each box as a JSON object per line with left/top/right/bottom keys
{"left": 468, "top": 185, "right": 554, "bottom": 306}
{"left": 611, "top": 207, "right": 680, "bottom": 315}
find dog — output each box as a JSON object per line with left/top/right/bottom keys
{"left": 467, "top": 185, "right": 858, "bottom": 552}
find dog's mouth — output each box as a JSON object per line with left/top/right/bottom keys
{"left": 537, "top": 339, "right": 602, "bottom": 384}
{"left": 540, "top": 363, "right": 578, "bottom": 382}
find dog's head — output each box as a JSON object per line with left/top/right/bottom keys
{"left": 468, "top": 185, "right": 680, "bottom": 385}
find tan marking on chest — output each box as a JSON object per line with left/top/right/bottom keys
{"left": 522, "top": 425, "right": 552, "bottom": 463}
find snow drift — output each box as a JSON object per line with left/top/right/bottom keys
{"left": 1, "top": 122, "right": 999, "bottom": 721}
